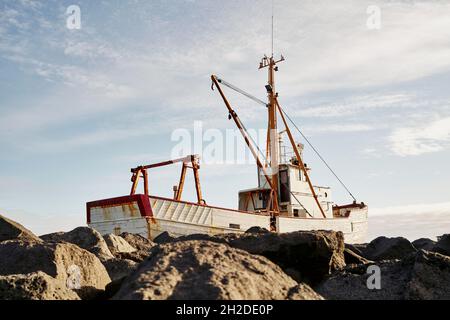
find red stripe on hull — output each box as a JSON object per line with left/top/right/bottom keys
{"left": 86, "top": 194, "right": 153, "bottom": 224}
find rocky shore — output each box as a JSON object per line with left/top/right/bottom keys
{"left": 1, "top": 214, "right": 449, "bottom": 300}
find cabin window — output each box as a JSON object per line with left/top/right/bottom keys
{"left": 325, "top": 192, "right": 328, "bottom": 198}
{"left": 255, "top": 192, "right": 267, "bottom": 210}
{"left": 293, "top": 209, "right": 299, "bottom": 217}
{"left": 229, "top": 224, "right": 241, "bottom": 230}
{"left": 279, "top": 170, "right": 290, "bottom": 203}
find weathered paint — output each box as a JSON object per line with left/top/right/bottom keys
{"left": 87, "top": 195, "right": 152, "bottom": 224}
{"left": 87, "top": 195, "right": 368, "bottom": 244}
{"left": 277, "top": 206, "right": 368, "bottom": 244}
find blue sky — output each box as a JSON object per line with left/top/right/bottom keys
{"left": 1, "top": 0, "right": 449, "bottom": 240}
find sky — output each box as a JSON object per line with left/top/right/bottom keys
{"left": 0, "top": 0, "right": 449, "bottom": 241}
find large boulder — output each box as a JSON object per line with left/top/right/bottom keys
{"left": 412, "top": 238, "right": 436, "bottom": 251}
{"left": 41, "top": 227, "right": 114, "bottom": 261}
{"left": 0, "top": 214, "right": 42, "bottom": 243}
{"left": 116, "top": 251, "right": 151, "bottom": 264}
{"left": 317, "top": 258, "right": 415, "bottom": 300}
{"left": 113, "top": 240, "right": 323, "bottom": 300}
{"left": 362, "top": 237, "right": 417, "bottom": 261}
{"left": 103, "top": 234, "right": 136, "bottom": 256}
{"left": 117, "top": 233, "right": 155, "bottom": 263}
{"left": 0, "top": 272, "right": 80, "bottom": 300}
{"left": 406, "top": 250, "right": 450, "bottom": 300}
{"left": 164, "top": 230, "right": 345, "bottom": 285}
{"left": 344, "top": 248, "right": 373, "bottom": 266}
{"left": 432, "top": 234, "right": 450, "bottom": 257}
{"left": 102, "top": 258, "right": 138, "bottom": 282}
{"left": 345, "top": 243, "right": 367, "bottom": 257}
{"left": 0, "top": 240, "right": 111, "bottom": 299}
{"left": 223, "top": 230, "right": 346, "bottom": 285}
{"left": 318, "top": 249, "right": 450, "bottom": 300}
{"left": 286, "top": 283, "right": 324, "bottom": 300}
{"left": 245, "top": 227, "right": 270, "bottom": 235}
{"left": 153, "top": 231, "right": 177, "bottom": 244}
{"left": 120, "top": 232, "right": 155, "bottom": 252}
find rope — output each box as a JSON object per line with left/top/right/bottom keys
{"left": 234, "top": 111, "right": 268, "bottom": 168}
{"left": 277, "top": 105, "right": 358, "bottom": 202}
{"left": 240, "top": 116, "right": 313, "bottom": 217}
{"left": 216, "top": 78, "right": 268, "bottom": 108}
{"left": 214, "top": 78, "right": 313, "bottom": 216}
{"left": 213, "top": 76, "right": 356, "bottom": 206}
{"left": 290, "top": 191, "right": 313, "bottom": 218}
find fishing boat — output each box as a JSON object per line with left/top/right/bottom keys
{"left": 87, "top": 53, "right": 368, "bottom": 244}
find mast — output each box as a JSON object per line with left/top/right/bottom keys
{"left": 211, "top": 1, "right": 326, "bottom": 218}
{"left": 257, "top": 1, "right": 284, "bottom": 213}
{"left": 258, "top": 55, "right": 327, "bottom": 218}
{"left": 259, "top": 54, "right": 285, "bottom": 212}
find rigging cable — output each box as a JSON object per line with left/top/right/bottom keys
{"left": 214, "top": 76, "right": 358, "bottom": 203}
{"left": 290, "top": 192, "right": 313, "bottom": 218}
{"left": 241, "top": 116, "right": 313, "bottom": 217}
{"left": 277, "top": 104, "right": 358, "bottom": 202}
{"left": 238, "top": 112, "right": 313, "bottom": 217}
{"left": 216, "top": 78, "right": 268, "bottom": 108}
{"left": 214, "top": 79, "right": 313, "bottom": 217}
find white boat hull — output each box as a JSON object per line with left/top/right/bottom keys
{"left": 87, "top": 195, "right": 368, "bottom": 244}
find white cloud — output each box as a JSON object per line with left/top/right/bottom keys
{"left": 362, "top": 147, "right": 382, "bottom": 159}
{"left": 4, "top": 53, "right": 133, "bottom": 98}
{"left": 292, "top": 94, "right": 413, "bottom": 118}
{"left": 371, "top": 201, "right": 450, "bottom": 217}
{"left": 388, "top": 116, "right": 450, "bottom": 156}
{"left": 17, "top": 0, "right": 42, "bottom": 10}
{"left": 304, "top": 123, "right": 374, "bottom": 134}
{"left": 268, "top": 1, "right": 450, "bottom": 94}
{"left": 63, "top": 40, "right": 122, "bottom": 61}
{"left": 369, "top": 201, "right": 450, "bottom": 240}
{"left": 0, "top": 8, "right": 28, "bottom": 30}
{"left": 26, "top": 126, "right": 158, "bottom": 152}
{"left": 2, "top": 1, "right": 450, "bottom": 132}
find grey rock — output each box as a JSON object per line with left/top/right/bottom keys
{"left": 345, "top": 243, "right": 367, "bottom": 257}
{"left": 432, "top": 234, "right": 450, "bottom": 256}
{"left": 406, "top": 250, "right": 450, "bottom": 300}
{"left": 117, "top": 232, "right": 155, "bottom": 262}
{"left": 103, "top": 234, "right": 136, "bottom": 256}
{"left": 363, "top": 237, "right": 417, "bottom": 261}
{"left": 41, "top": 227, "right": 114, "bottom": 261}
{"left": 113, "top": 240, "right": 322, "bottom": 300}
{"left": 344, "top": 248, "right": 373, "bottom": 266}
{"left": 222, "top": 230, "right": 346, "bottom": 285}
{"left": 120, "top": 232, "right": 155, "bottom": 252}
{"left": 0, "top": 214, "right": 42, "bottom": 243}
{"left": 153, "top": 231, "right": 177, "bottom": 244}
{"left": 317, "top": 258, "right": 415, "bottom": 300}
{"left": 0, "top": 272, "right": 80, "bottom": 300}
{"left": 0, "top": 240, "right": 111, "bottom": 300}
{"left": 168, "top": 230, "right": 345, "bottom": 285}
{"left": 412, "top": 238, "right": 436, "bottom": 251}
{"left": 102, "top": 258, "right": 138, "bottom": 282}
{"left": 245, "top": 227, "right": 270, "bottom": 234}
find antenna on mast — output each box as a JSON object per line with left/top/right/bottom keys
{"left": 271, "top": 0, "right": 274, "bottom": 57}
{"left": 255, "top": 0, "right": 285, "bottom": 213}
